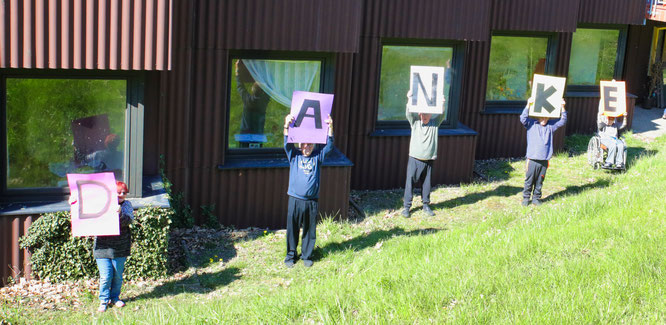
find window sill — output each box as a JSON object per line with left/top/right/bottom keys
{"left": 218, "top": 146, "right": 353, "bottom": 170}
{"left": 0, "top": 175, "right": 170, "bottom": 217}
{"left": 369, "top": 123, "right": 477, "bottom": 137}
{"left": 565, "top": 91, "right": 638, "bottom": 99}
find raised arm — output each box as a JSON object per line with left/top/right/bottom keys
{"left": 519, "top": 97, "right": 534, "bottom": 127}
{"left": 318, "top": 115, "right": 334, "bottom": 163}
{"left": 283, "top": 114, "right": 296, "bottom": 159}
{"left": 619, "top": 112, "right": 628, "bottom": 130}
{"left": 552, "top": 100, "right": 567, "bottom": 131}
{"left": 405, "top": 90, "right": 417, "bottom": 124}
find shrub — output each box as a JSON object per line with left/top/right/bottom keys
{"left": 19, "top": 207, "right": 174, "bottom": 282}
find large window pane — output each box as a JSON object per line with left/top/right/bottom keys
{"left": 568, "top": 28, "right": 620, "bottom": 85}
{"left": 6, "top": 78, "right": 127, "bottom": 189}
{"left": 378, "top": 45, "right": 453, "bottom": 121}
{"left": 486, "top": 36, "right": 548, "bottom": 101}
{"left": 228, "top": 59, "right": 321, "bottom": 149}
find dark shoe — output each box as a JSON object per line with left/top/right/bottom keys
{"left": 284, "top": 259, "right": 295, "bottom": 268}
{"left": 521, "top": 199, "right": 530, "bottom": 207}
{"left": 422, "top": 204, "right": 435, "bottom": 216}
{"left": 616, "top": 163, "right": 624, "bottom": 169}
{"left": 532, "top": 199, "right": 542, "bottom": 206}
{"left": 303, "top": 260, "right": 313, "bottom": 267}
{"left": 603, "top": 162, "right": 613, "bottom": 168}
{"left": 401, "top": 207, "right": 410, "bottom": 218}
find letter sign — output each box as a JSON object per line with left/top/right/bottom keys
{"left": 407, "top": 65, "right": 446, "bottom": 114}
{"left": 600, "top": 80, "right": 626, "bottom": 117}
{"left": 529, "top": 74, "right": 566, "bottom": 118}
{"left": 67, "top": 172, "right": 120, "bottom": 237}
{"left": 287, "top": 91, "right": 334, "bottom": 144}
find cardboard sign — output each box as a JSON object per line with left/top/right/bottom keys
{"left": 600, "top": 80, "right": 626, "bottom": 117}
{"left": 529, "top": 74, "right": 566, "bottom": 118}
{"left": 287, "top": 91, "right": 333, "bottom": 144}
{"left": 407, "top": 66, "right": 445, "bottom": 114}
{"left": 67, "top": 172, "right": 120, "bottom": 237}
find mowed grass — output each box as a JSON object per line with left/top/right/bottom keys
{"left": 2, "top": 133, "right": 666, "bottom": 324}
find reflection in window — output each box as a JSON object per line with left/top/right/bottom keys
{"left": 228, "top": 59, "right": 321, "bottom": 149}
{"left": 378, "top": 45, "right": 453, "bottom": 121}
{"left": 6, "top": 78, "right": 127, "bottom": 189}
{"left": 568, "top": 28, "right": 620, "bottom": 86}
{"left": 486, "top": 36, "right": 548, "bottom": 101}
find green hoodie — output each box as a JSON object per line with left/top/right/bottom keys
{"left": 406, "top": 109, "right": 445, "bottom": 160}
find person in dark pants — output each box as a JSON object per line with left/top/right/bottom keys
{"left": 402, "top": 91, "right": 446, "bottom": 217}
{"left": 520, "top": 97, "right": 567, "bottom": 206}
{"left": 283, "top": 113, "right": 333, "bottom": 268}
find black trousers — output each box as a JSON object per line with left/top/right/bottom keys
{"left": 403, "top": 156, "right": 434, "bottom": 208}
{"left": 285, "top": 196, "right": 318, "bottom": 262}
{"left": 523, "top": 159, "right": 548, "bottom": 200}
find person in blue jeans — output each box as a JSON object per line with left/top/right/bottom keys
{"left": 282, "top": 113, "right": 333, "bottom": 268}
{"left": 94, "top": 181, "right": 134, "bottom": 312}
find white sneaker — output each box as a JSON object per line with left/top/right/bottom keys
{"left": 113, "top": 300, "right": 126, "bottom": 308}
{"left": 97, "top": 303, "right": 108, "bottom": 312}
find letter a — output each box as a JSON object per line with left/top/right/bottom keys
{"left": 294, "top": 99, "right": 323, "bottom": 129}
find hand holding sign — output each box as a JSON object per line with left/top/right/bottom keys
{"left": 529, "top": 74, "right": 566, "bottom": 118}
{"left": 287, "top": 91, "right": 334, "bottom": 144}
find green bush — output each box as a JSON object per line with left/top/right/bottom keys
{"left": 19, "top": 207, "right": 174, "bottom": 282}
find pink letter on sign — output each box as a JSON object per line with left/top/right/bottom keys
{"left": 67, "top": 172, "right": 120, "bottom": 237}
{"left": 287, "top": 91, "right": 334, "bottom": 144}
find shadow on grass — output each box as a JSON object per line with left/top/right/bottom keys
{"left": 315, "top": 227, "right": 443, "bottom": 261}
{"left": 430, "top": 185, "right": 523, "bottom": 210}
{"left": 544, "top": 179, "right": 611, "bottom": 202}
{"left": 129, "top": 266, "right": 241, "bottom": 301}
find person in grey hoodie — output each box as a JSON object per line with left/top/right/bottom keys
{"left": 520, "top": 97, "right": 567, "bottom": 206}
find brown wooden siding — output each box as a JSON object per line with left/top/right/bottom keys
{"left": 362, "top": 0, "right": 491, "bottom": 41}
{"left": 0, "top": 0, "right": 172, "bottom": 70}
{"left": 490, "top": 0, "right": 580, "bottom": 32}
{"left": 564, "top": 95, "right": 637, "bottom": 135}
{"left": 0, "top": 215, "right": 33, "bottom": 285}
{"left": 578, "top": 0, "right": 645, "bottom": 25}
{"left": 195, "top": 0, "right": 362, "bottom": 52}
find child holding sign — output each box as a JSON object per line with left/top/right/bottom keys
{"left": 91, "top": 181, "right": 134, "bottom": 312}
{"left": 520, "top": 97, "right": 567, "bottom": 206}
{"left": 283, "top": 114, "right": 333, "bottom": 268}
{"left": 597, "top": 109, "right": 628, "bottom": 168}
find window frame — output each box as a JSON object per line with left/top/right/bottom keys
{"left": 374, "top": 40, "right": 464, "bottom": 131}
{"left": 484, "top": 31, "right": 559, "bottom": 114}
{"left": 0, "top": 70, "right": 145, "bottom": 202}
{"left": 224, "top": 51, "right": 333, "bottom": 160}
{"left": 566, "top": 24, "right": 628, "bottom": 93}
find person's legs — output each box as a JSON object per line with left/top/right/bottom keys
{"left": 403, "top": 157, "right": 418, "bottom": 209}
{"left": 600, "top": 137, "right": 617, "bottom": 165}
{"left": 96, "top": 258, "right": 113, "bottom": 304}
{"left": 109, "top": 257, "right": 127, "bottom": 303}
{"left": 300, "top": 200, "right": 318, "bottom": 266}
{"left": 615, "top": 139, "right": 626, "bottom": 166}
{"left": 421, "top": 160, "right": 433, "bottom": 206}
{"left": 522, "top": 159, "right": 536, "bottom": 203}
{"left": 285, "top": 196, "right": 301, "bottom": 264}
{"left": 532, "top": 160, "right": 548, "bottom": 203}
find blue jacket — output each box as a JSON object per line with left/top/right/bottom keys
{"left": 520, "top": 105, "right": 567, "bottom": 161}
{"left": 284, "top": 136, "right": 334, "bottom": 200}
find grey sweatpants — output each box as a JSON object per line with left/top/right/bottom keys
{"left": 523, "top": 159, "right": 548, "bottom": 200}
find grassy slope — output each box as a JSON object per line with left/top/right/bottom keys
{"left": 2, "top": 133, "right": 665, "bottom": 324}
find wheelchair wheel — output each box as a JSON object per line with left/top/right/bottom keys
{"left": 587, "top": 137, "right": 602, "bottom": 167}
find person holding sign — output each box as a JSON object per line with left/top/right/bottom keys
{"left": 520, "top": 97, "right": 567, "bottom": 206}
{"left": 402, "top": 90, "right": 446, "bottom": 217}
{"left": 282, "top": 113, "right": 333, "bottom": 268}
{"left": 73, "top": 181, "right": 134, "bottom": 312}
{"left": 597, "top": 106, "right": 628, "bottom": 169}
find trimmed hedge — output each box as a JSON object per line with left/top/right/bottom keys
{"left": 19, "top": 206, "right": 173, "bottom": 281}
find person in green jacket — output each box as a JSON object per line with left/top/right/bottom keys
{"left": 402, "top": 91, "right": 446, "bottom": 217}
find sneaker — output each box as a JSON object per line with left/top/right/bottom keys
{"left": 97, "top": 303, "right": 108, "bottom": 313}
{"left": 662, "top": 113, "right": 666, "bottom": 119}
{"left": 603, "top": 162, "right": 613, "bottom": 168}
{"left": 422, "top": 204, "right": 435, "bottom": 216}
{"left": 401, "top": 207, "right": 410, "bottom": 218}
{"left": 616, "top": 163, "right": 624, "bottom": 169}
{"left": 113, "top": 300, "right": 126, "bottom": 308}
{"left": 532, "top": 199, "right": 542, "bottom": 206}
{"left": 303, "top": 260, "right": 313, "bottom": 267}
{"left": 284, "top": 259, "right": 295, "bottom": 268}
{"left": 521, "top": 199, "right": 530, "bottom": 207}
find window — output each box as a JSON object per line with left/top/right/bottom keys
{"left": 568, "top": 28, "right": 623, "bottom": 86}
{"left": 228, "top": 58, "right": 323, "bottom": 150}
{"left": 378, "top": 45, "right": 455, "bottom": 125}
{"left": 2, "top": 75, "right": 143, "bottom": 198}
{"left": 486, "top": 35, "right": 550, "bottom": 102}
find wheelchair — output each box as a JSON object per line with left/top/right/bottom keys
{"left": 587, "top": 135, "right": 627, "bottom": 171}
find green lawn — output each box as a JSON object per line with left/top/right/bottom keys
{"left": 2, "top": 133, "right": 666, "bottom": 324}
